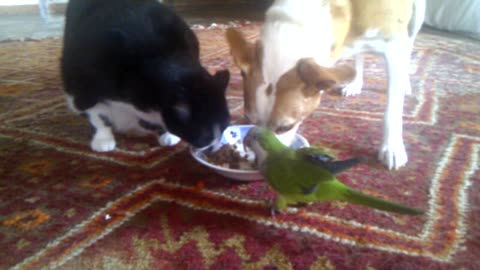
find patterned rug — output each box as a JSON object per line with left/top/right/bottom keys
{"left": 0, "top": 23, "right": 479, "bottom": 270}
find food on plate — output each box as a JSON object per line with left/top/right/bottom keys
{"left": 204, "top": 143, "right": 256, "bottom": 170}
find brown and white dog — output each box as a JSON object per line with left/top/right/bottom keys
{"left": 226, "top": 0, "right": 425, "bottom": 169}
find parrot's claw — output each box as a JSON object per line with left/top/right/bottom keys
{"left": 268, "top": 198, "right": 277, "bottom": 217}
{"left": 267, "top": 198, "right": 284, "bottom": 217}
{"left": 270, "top": 207, "right": 286, "bottom": 217}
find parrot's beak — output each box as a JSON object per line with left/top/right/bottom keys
{"left": 243, "top": 127, "right": 261, "bottom": 155}
{"left": 243, "top": 126, "right": 270, "bottom": 169}
{"left": 243, "top": 127, "right": 256, "bottom": 150}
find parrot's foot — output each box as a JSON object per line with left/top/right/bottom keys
{"left": 270, "top": 207, "right": 305, "bottom": 217}
{"left": 269, "top": 195, "right": 289, "bottom": 217}
{"left": 270, "top": 207, "right": 277, "bottom": 217}
{"left": 270, "top": 207, "right": 289, "bottom": 217}
{"left": 268, "top": 198, "right": 284, "bottom": 217}
{"left": 291, "top": 202, "right": 308, "bottom": 208}
{"left": 268, "top": 198, "right": 278, "bottom": 217}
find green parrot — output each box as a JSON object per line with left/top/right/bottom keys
{"left": 244, "top": 126, "right": 424, "bottom": 216}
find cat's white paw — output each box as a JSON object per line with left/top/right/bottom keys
{"left": 378, "top": 142, "right": 408, "bottom": 170}
{"left": 341, "top": 78, "right": 363, "bottom": 96}
{"left": 91, "top": 134, "right": 116, "bottom": 152}
{"left": 91, "top": 128, "right": 115, "bottom": 152}
{"left": 158, "top": 132, "right": 181, "bottom": 146}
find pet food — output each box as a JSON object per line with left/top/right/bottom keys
{"left": 205, "top": 144, "right": 256, "bottom": 170}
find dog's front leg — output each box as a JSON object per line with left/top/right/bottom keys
{"left": 342, "top": 54, "right": 364, "bottom": 96}
{"left": 379, "top": 36, "right": 412, "bottom": 169}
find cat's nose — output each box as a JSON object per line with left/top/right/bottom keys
{"left": 189, "top": 129, "right": 213, "bottom": 149}
{"left": 212, "top": 124, "right": 223, "bottom": 141}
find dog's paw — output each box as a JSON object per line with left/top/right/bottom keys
{"left": 341, "top": 78, "right": 363, "bottom": 96}
{"left": 378, "top": 143, "right": 408, "bottom": 170}
{"left": 158, "top": 132, "right": 181, "bottom": 146}
{"left": 405, "top": 80, "right": 413, "bottom": 96}
{"left": 91, "top": 133, "right": 116, "bottom": 152}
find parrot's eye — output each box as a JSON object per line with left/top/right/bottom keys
{"left": 275, "top": 124, "right": 294, "bottom": 134}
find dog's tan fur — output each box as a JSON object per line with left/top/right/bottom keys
{"left": 330, "top": 0, "right": 352, "bottom": 60}
{"left": 227, "top": 29, "right": 356, "bottom": 133}
{"left": 270, "top": 59, "right": 356, "bottom": 132}
{"left": 227, "top": 0, "right": 423, "bottom": 168}
{"left": 349, "top": 0, "right": 414, "bottom": 39}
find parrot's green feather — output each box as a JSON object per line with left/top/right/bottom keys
{"left": 341, "top": 188, "right": 424, "bottom": 215}
{"left": 249, "top": 127, "right": 425, "bottom": 216}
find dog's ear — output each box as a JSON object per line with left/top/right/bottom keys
{"left": 296, "top": 58, "right": 356, "bottom": 93}
{"left": 226, "top": 28, "right": 254, "bottom": 72}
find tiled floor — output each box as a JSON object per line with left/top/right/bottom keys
{"left": 0, "top": 3, "right": 266, "bottom": 42}
{"left": 0, "top": 14, "right": 65, "bottom": 41}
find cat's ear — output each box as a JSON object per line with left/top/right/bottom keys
{"left": 213, "top": 70, "right": 230, "bottom": 92}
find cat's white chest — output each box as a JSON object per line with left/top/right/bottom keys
{"left": 104, "top": 101, "right": 165, "bottom": 134}
{"left": 66, "top": 95, "right": 181, "bottom": 151}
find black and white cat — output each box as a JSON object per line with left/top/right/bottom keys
{"left": 61, "top": 0, "right": 230, "bottom": 152}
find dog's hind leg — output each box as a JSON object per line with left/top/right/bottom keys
{"left": 341, "top": 54, "right": 364, "bottom": 97}
{"left": 379, "top": 35, "right": 411, "bottom": 170}
{"left": 409, "top": 0, "right": 426, "bottom": 42}
{"left": 404, "top": 0, "right": 426, "bottom": 96}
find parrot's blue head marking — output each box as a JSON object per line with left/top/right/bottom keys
{"left": 244, "top": 126, "right": 273, "bottom": 148}
{"left": 244, "top": 126, "right": 278, "bottom": 169}
{"left": 244, "top": 126, "right": 285, "bottom": 159}
{"left": 244, "top": 127, "right": 259, "bottom": 149}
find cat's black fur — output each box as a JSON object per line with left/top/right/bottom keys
{"left": 61, "top": 0, "right": 230, "bottom": 149}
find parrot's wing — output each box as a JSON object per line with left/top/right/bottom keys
{"left": 297, "top": 148, "right": 335, "bottom": 162}
{"left": 265, "top": 152, "right": 331, "bottom": 197}
{"left": 297, "top": 148, "right": 363, "bottom": 174}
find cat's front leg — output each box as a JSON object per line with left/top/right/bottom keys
{"left": 84, "top": 108, "right": 116, "bottom": 152}
{"left": 138, "top": 119, "right": 181, "bottom": 146}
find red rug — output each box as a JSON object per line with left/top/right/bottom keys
{"left": 0, "top": 23, "right": 479, "bottom": 270}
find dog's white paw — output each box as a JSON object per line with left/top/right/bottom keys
{"left": 158, "top": 132, "right": 181, "bottom": 146}
{"left": 378, "top": 143, "right": 408, "bottom": 170}
{"left": 91, "top": 133, "right": 116, "bottom": 152}
{"left": 405, "top": 80, "right": 413, "bottom": 96}
{"left": 341, "top": 78, "right": 363, "bottom": 96}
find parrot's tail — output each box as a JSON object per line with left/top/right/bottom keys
{"left": 343, "top": 189, "right": 424, "bottom": 215}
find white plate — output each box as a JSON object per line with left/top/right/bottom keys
{"left": 190, "top": 125, "right": 310, "bottom": 181}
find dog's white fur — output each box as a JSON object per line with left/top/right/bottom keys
{"left": 258, "top": 1, "right": 333, "bottom": 128}
{"left": 260, "top": 0, "right": 425, "bottom": 169}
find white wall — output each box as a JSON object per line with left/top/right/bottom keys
{"left": 0, "top": 0, "right": 67, "bottom": 6}
{"left": 0, "top": 0, "right": 38, "bottom": 5}
{"left": 425, "top": 0, "right": 480, "bottom": 39}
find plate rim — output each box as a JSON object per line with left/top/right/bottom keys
{"left": 190, "top": 125, "right": 310, "bottom": 177}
